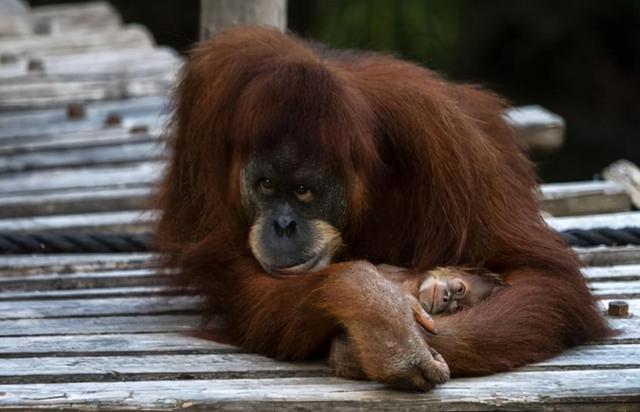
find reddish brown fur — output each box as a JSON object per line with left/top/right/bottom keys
{"left": 156, "top": 27, "right": 611, "bottom": 382}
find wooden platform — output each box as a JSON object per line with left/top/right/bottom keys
{"left": 0, "top": 1, "right": 638, "bottom": 410}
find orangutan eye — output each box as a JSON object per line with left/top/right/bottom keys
{"left": 259, "top": 177, "right": 274, "bottom": 194}
{"left": 456, "top": 284, "right": 465, "bottom": 295}
{"left": 294, "top": 184, "right": 313, "bottom": 203}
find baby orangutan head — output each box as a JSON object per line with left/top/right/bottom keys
{"left": 419, "top": 267, "right": 506, "bottom": 314}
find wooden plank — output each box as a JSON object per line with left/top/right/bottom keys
{"left": 0, "top": 344, "right": 637, "bottom": 384}
{"left": 0, "top": 162, "right": 162, "bottom": 194}
{"left": 0, "top": 47, "right": 180, "bottom": 79}
{"left": 576, "top": 245, "right": 640, "bottom": 266}
{"left": 583, "top": 265, "right": 640, "bottom": 281}
{"left": 0, "top": 253, "right": 155, "bottom": 275}
{"left": 603, "top": 159, "right": 640, "bottom": 208}
{"left": 0, "top": 333, "right": 236, "bottom": 357}
{"left": 0, "top": 296, "right": 194, "bottom": 319}
{"left": 0, "top": 127, "right": 160, "bottom": 152}
{"left": 504, "top": 105, "right": 564, "bottom": 155}
{"left": 1, "top": 25, "right": 154, "bottom": 58}
{"left": 527, "top": 344, "right": 640, "bottom": 371}
{"left": 0, "top": 371, "right": 638, "bottom": 410}
{"left": 0, "top": 186, "right": 152, "bottom": 218}
{"left": 540, "top": 180, "right": 630, "bottom": 217}
{"left": 29, "top": 2, "right": 121, "bottom": 35}
{"left": 590, "top": 280, "right": 640, "bottom": 299}
{"left": 0, "top": 72, "right": 175, "bottom": 110}
{"left": 0, "top": 268, "right": 173, "bottom": 290}
{"left": 0, "top": 210, "right": 155, "bottom": 234}
{"left": 0, "top": 95, "right": 166, "bottom": 140}
{"left": 547, "top": 211, "right": 640, "bottom": 231}
{"left": 0, "top": 314, "right": 198, "bottom": 336}
{"left": 0, "top": 286, "right": 170, "bottom": 301}
{"left": 0, "top": 141, "right": 164, "bottom": 173}
{"left": 0, "top": 354, "right": 329, "bottom": 384}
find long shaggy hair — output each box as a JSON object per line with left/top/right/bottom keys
{"left": 156, "top": 26, "right": 611, "bottom": 376}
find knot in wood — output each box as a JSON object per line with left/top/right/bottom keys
{"left": 66, "top": 103, "right": 86, "bottom": 120}
{"left": 104, "top": 112, "right": 122, "bottom": 127}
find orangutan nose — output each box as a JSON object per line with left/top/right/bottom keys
{"left": 273, "top": 217, "right": 297, "bottom": 237}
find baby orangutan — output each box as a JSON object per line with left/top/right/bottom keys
{"left": 329, "top": 265, "right": 506, "bottom": 380}
{"left": 377, "top": 264, "right": 507, "bottom": 316}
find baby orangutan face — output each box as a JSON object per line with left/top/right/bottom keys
{"left": 418, "top": 267, "right": 505, "bottom": 315}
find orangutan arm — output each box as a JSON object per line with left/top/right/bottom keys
{"left": 226, "top": 259, "right": 448, "bottom": 390}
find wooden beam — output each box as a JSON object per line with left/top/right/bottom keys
{"left": 200, "top": 0, "right": 287, "bottom": 39}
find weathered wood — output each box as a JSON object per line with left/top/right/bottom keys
{"left": 1, "top": 25, "right": 154, "bottom": 58}
{"left": 0, "top": 285, "right": 170, "bottom": 301}
{"left": 0, "top": 210, "right": 155, "bottom": 234}
{"left": 0, "top": 253, "right": 155, "bottom": 275}
{"left": 0, "top": 353, "right": 329, "bottom": 384}
{"left": 28, "top": 2, "right": 121, "bottom": 35}
{"left": 0, "top": 314, "right": 198, "bottom": 336}
{"left": 0, "top": 162, "right": 162, "bottom": 194}
{"left": 1, "top": 344, "right": 639, "bottom": 384}
{"left": 0, "top": 95, "right": 166, "bottom": 140}
{"left": 603, "top": 159, "right": 640, "bottom": 208}
{"left": 590, "top": 280, "right": 640, "bottom": 299}
{"left": 0, "top": 371, "right": 638, "bottom": 411}
{"left": 0, "top": 333, "right": 236, "bottom": 357}
{"left": 200, "top": 0, "right": 287, "bottom": 39}
{"left": 540, "top": 180, "right": 630, "bottom": 217}
{"left": 0, "top": 141, "right": 164, "bottom": 173}
{"left": 0, "top": 268, "right": 172, "bottom": 290}
{"left": 504, "top": 105, "right": 565, "bottom": 155}
{"left": 0, "top": 71, "right": 175, "bottom": 110}
{"left": 582, "top": 265, "right": 640, "bottom": 281}
{"left": 0, "top": 47, "right": 180, "bottom": 79}
{"left": 0, "top": 186, "right": 152, "bottom": 218}
{"left": 547, "top": 211, "right": 640, "bottom": 232}
{"left": 0, "top": 296, "right": 193, "bottom": 319}
{"left": 577, "top": 246, "right": 640, "bottom": 266}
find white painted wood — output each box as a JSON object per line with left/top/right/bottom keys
{"left": 0, "top": 371, "right": 638, "bottom": 410}
{"left": 0, "top": 314, "right": 198, "bottom": 336}
{"left": 0, "top": 333, "right": 236, "bottom": 356}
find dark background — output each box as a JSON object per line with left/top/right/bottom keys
{"left": 29, "top": 0, "right": 640, "bottom": 183}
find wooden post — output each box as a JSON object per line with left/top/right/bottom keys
{"left": 200, "top": 0, "right": 287, "bottom": 40}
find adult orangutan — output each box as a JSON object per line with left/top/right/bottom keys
{"left": 155, "top": 26, "right": 610, "bottom": 390}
